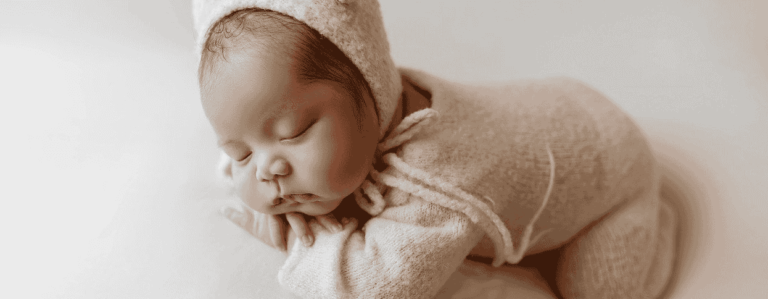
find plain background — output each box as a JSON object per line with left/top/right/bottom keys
{"left": 1, "top": 0, "right": 766, "bottom": 298}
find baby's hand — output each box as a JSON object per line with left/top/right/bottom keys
{"left": 284, "top": 213, "right": 344, "bottom": 250}
{"left": 220, "top": 203, "right": 343, "bottom": 251}
{"left": 220, "top": 204, "right": 290, "bottom": 250}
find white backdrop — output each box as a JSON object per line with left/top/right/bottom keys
{"left": 2, "top": 0, "right": 766, "bottom": 298}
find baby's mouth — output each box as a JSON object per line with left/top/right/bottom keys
{"left": 285, "top": 193, "right": 317, "bottom": 203}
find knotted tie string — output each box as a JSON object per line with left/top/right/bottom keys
{"left": 354, "top": 108, "right": 556, "bottom": 266}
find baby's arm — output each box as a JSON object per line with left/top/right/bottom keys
{"left": 277, "top": 195, "right": 486, "bottom": 299}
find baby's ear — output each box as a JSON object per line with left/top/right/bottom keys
{"left": 217, "top": 151, "right": 233, "bottom": 182}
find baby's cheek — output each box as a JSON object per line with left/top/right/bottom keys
{"left": 232, "top": 167, "right": 248, "bottom": 191}
{"left": 231, "top": 173, "right": 247, "bottom": 200}
{"left": 308, "top": 119, "right": 366, "bottom": 197}
{"left": 319, "top": 154, "right": 346, "bottom": 194}
{"left": 327, "top": 153, "right": 361, "bottom": 195}
{"left": 312, "top": 141, "right": 346, "bottom": 195}
{"left": 232, "top": 169, "right": 257, "bottom": 208}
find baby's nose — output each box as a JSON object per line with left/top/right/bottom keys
{"left": 258, "top": 158, "right": 291, "bottom": 181}
{"left": 270, "top": 159, "right": 291, "bottom": 177}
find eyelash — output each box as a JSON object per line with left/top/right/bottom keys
{"left": 233, "top": 121, "right": 315, "bottom": 162}
{"left": 235, "top": 153, "right": 251, "bottom": 162}
{"left": 282, "top": 120, "right": 315, "bottom": 141}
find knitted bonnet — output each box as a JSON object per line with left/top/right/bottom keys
{"left": 193, "top": 0, "right": 402, "bottom": 138}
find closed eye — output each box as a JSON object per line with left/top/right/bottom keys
{"left": 282, "top": 120, "right": 315, "bottom": 141}
{"left": 235, "top": 153, "right": 251, "bottom": 162}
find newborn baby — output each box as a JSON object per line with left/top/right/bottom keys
{"left": 194, "top": 1, "right": 677, "bottom": 298}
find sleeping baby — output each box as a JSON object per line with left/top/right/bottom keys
{"left": 194, "top": 0, "right": 677, "bottom": 298}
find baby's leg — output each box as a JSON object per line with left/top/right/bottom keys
{"left": 556, "top": 189, "right": 677, "bottom": 299}
{"left": 436, "top": 260, "right": 558, "bottom": 299}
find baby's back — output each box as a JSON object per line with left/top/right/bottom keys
{"left": 398, "top": 69, "right": 659, "bottom": 257}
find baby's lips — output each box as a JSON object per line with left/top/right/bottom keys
{"left": 288, "top": 193, "right": 316, "bottom": 203}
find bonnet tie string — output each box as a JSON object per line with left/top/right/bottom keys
{"left": 354, "top": 108, "right": 557, "bottom": 267}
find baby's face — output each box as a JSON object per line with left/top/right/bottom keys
{"left": 201, "top": 44, "right": 379, "bottom": 216}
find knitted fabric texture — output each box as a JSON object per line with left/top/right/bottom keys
{"left": 276, "top": 69, "right": 676, "bottom": 299}
{"left": 353, "top": 107, "right": 557, "bottom": 267}
{"left": 193, "top": 0, "right": 401, "bottom": 138}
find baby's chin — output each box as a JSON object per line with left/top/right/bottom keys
{"left": 300, "top": 197, "right": 344, "bottom": 216}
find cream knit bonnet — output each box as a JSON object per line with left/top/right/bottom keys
{"left": 193, "top": 0, "right": 402, "bottom": 138}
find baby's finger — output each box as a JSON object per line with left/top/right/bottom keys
{"left": 340, "top": 217, "right": 358, "bottom": 230}
{"left": 220, "top": 205, "right": 254, "bottom": 231}
{"left": 267, "top": 214, "right": 287, "bottom": 251}
{"left": 286, "top": 212, "right": 314, "bottom": 247}
{"left": 315, "top": 213, "right": 343, "bottom": 233}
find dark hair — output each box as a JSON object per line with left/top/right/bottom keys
{"left": 199, "top": 8, "right": 373, "bottom": 122}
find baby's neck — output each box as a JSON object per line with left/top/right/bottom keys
{"left": 383, "top": 75, "right": 432, "bottom": 139}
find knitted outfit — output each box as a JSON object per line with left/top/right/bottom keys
{"left": 194, "top": 1, "right": 677, "bottom": 298}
